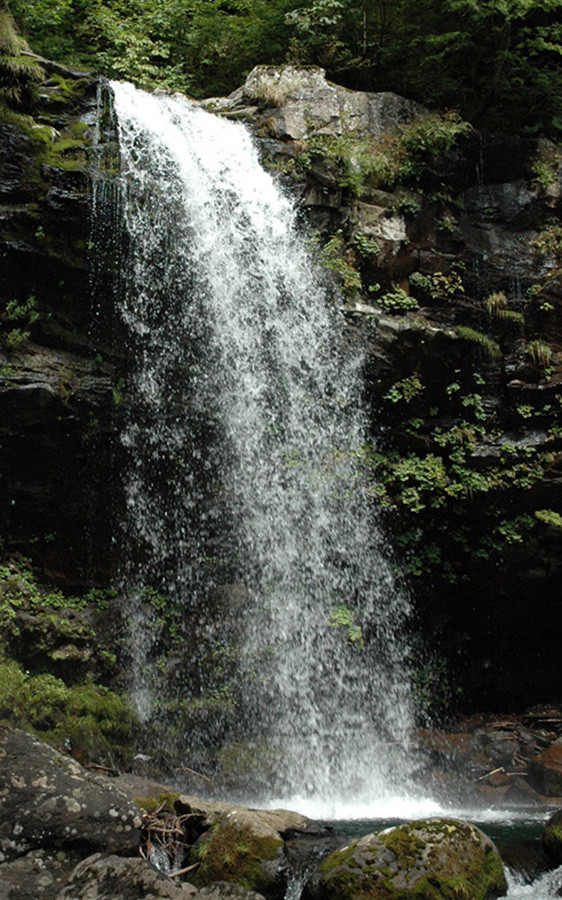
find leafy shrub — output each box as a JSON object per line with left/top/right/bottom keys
{"left": 531, "top": 223, "right": 562, "bottom": 259}
{"left": 379, "top": 288, "right": 419, "bottom": 313}
{"left": 526, "top": 339, "right": 553, "bottom": 369}
{"left": 320, "top": 232, "right": 362, "bottom": 295}
{"left": 384, "top": 374, "right": 424, "bottom": 404}
{"left": 301, "top": 111, "right": 472, "bottom": 195}
{"left": 0, "top": 10, "right": 44, "bottom": 110}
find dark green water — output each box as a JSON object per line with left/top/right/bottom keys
{"left": 326, "top": 814, "right": 546, "bottom": 846}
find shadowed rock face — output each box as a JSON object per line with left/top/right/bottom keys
{"left": 0, "top": 70, "right": 125, "bottom": 587}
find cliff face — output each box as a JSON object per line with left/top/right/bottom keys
{"left": 0, "top": 62, "right": 560, "bottom": 710}
{"left": 0, "top": 64, "right": 123, "bottom": 586}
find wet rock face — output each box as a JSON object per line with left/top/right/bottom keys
{"left": 0, "top": 71, "right": 123, "bottom": 586}
{"left": 529, "top": 738, "right": 562, "bottom": 796}
{"left": 0, "top": 725, "right": 142, "bottom": 859}
{"left": 311, "top": 819, "right": 507, "bottom": 900}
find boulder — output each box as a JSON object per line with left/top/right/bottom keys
{"left": 198, "top": 884, "right": 266, "bottom": 900}
{"left": 175, "top": 795, "right": 322, "bottom": 836}
{"left": 56, "top": 854, "right": 197, "bottom": 899}
{"left": 0, "top": 848, "right": 83, "bottom": 900}
{"left": 204, "top": 66, "right": 424, "bottom": 141}
{"left": 311, "top": 818, "right": 507, "bottom": 900}
{"left": 0, "top": 725, "right": 142, "bottom": 859}
{"left": 190, "top": 809, "right": 284, "bottom": 899}
{"left": 543, "top": 809, "right": 562, "bottom": 864}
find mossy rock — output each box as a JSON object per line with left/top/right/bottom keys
{"left": 133, "top": 792, "right": 181, "bottom": 815}
{"left": 0, "top": 657, "right": 137, "bottom": 766}
{"left": 314, "top": 818, "right": 507, "bottom": 900}
{"left": 191, "top": 810, "right": 283, "bottom": 898}
{"left": 543, "top": 809, "right": 562, "bottom": 864}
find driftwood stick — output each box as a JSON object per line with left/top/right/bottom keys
{"left": 477, "top": 766, "right": 504, "bottom": 781}
{"left": 177, "top": 766, "right": 212, "bottom": 783}
{"left": 169, "top": 862, "right": 200, "bottom": 878}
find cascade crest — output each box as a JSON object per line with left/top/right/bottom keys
{"left": 111, "top": 81, "right": 414, "bottom": 809}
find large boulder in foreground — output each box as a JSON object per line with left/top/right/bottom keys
{"left": 0, "top": 725, "right": 142, "bottom": 859}
{"left": 311, "top": 818, "right": 507, "bottom": 900}
{"left": 543, "top": 809, "right": 562, "bottom": 863}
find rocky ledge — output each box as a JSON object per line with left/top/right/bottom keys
{"left": 1, "top": 724, "right": 545, "bottom": 900}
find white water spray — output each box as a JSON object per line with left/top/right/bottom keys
{"left": 111, "top": 81, "right": 415, "bottom": 807}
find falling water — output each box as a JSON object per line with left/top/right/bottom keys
{"left": 110, "top": 81, "right": 415, "bottom": 808}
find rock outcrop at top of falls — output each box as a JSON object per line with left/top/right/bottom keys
{"left": 0, "top": 58, "right": 560, "bottom": 735}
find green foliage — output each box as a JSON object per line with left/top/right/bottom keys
{"left": 1, "top": 295, "right": 39, "bottom": 351}
{"left": 0, "top": 10, "right": 44, "bottom": 110}
{"left": 526, "top": 339, "right": 553, "bottom": 370}
{"left": 0, "top": 560, "right": 135, "bottom": 760}
{"left": 535, "top": 509, "right": 562, "bottom": 529}
{"left": 0, "top": 655, "right": 135, "bottom": 751}
{"left": 354, "top": 367, "right": 553, "bottom": 584}
{"left": 351, "top": 233, "right": 380, "bottom": 257}
{"left": 378, "top": 288, "right": 419, "bottom": 314}
{"left": 529, "top": 146, "right": 561, "bottom": 192}
{"left": 320, "top": 232, "right": 362, "bottom": 295}
{"left": 409, "top": 266, "right": 465, "bottom": 301}
{"left": 531, "top": 223, "right": 562, "bottom": 260}
{"left": 2, "top": 327, "right": 30, "bottom": 349}
{"left": 384, "top": 374, "right": 424, "bottom": 404}
{"left": 10, "top": 0, "right": 297, "bottom": 97}
{"left": 328, "top": 604, "right": 364, "bottom": 648}
{"left": 5, "top": 294, "right": 39, "bottom": 324}
{"left": 0, "top": 559, "right": 87, "bottom": 624}
{"left": 302, "top": 112, "right": 471, "bottom": 196}
{"left": 455, "top": 326, "right": 501, "bottom": 359}
{"left": 408, "top": 272, "right": 432, "bottom": 294}
{"left": 112, "top": 376, "right": 126, "bottom": 407}
{"left": 8, "top": 0, "right": 561, "bottom": 136}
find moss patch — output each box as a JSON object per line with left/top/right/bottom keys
{"left": 134, "top": 792, "right": 181, "bottom": 814}
{"left": 191, "top": 817, "right": 282, "bottom": 896}
{"left": 318, "top": 821, "right": 506, "bottom": 900}
{"left": 0, "top": 559, "right": 137, "bottom": 766}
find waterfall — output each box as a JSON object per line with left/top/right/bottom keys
{"left": 110, "top": 81, "right": 415, "bottom": 810}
